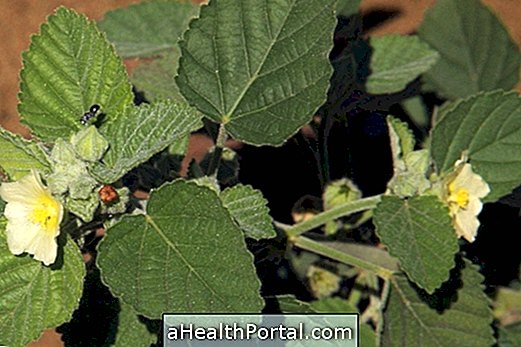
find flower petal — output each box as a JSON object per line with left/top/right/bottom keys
{"left": 0, "top": 170, "right": 46, "bottom": 204}
{"left": 454, "top": 207, "right": 480, "bottom": 242}
{"left": 0, "top": 170, "right": 63, "bottom": 265}
{"left": 27, "top": 232, "right": 58, "bottom": 266}
{"left": 5, "top": 221, "right": 41, "bottom": 255}
{"left": 4, "top": 201, "right": 33, "bottom": 221}
{"left": 452, "top": 164, "right": 490, "bottom": 198}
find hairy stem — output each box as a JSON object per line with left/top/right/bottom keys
{"left": 285, "top": 195, "right": 382, "bottom": 238}
{"left": 291, "top": 236, "right": 397, "bottom": 279}
{"left": 206, "top": 123, "right": 227, "bottom": 177}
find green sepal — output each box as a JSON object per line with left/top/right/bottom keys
{"left": 71, "top": 126, "right": 109, "bottom": 162}
{"left": 47, "top": 139, "right": 97, "bottom": 200}
{"left": 387, "top": 117, "right": 431, "bottom": 198}
{"left": 323, "top": 178, "right": 362, "bottom": 210}
{"left": 66, "top": 193, "right": 100, "bottom": 222}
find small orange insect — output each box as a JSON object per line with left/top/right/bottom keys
{"left": 98, "top": 185, "right": 119, "bottom": 204}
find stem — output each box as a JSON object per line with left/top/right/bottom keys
{"left": 206, "top": 123, "right": 227, "bottom": 177}
{"left": 291, "top": 236, "right": 396, "bottom": 279}
{"left": 298, "top": 130, "right": 325, "bottom": 189}
{"left": 319, "top": 112, "right": 333, "bottom": 184}
{"left": 344, "top": 209, "right": 373, "bottom": 230}
{"left": 273, "top": 220, "right": 292, "bottom": 231}
{"left": 285, "top": 195, "right": 381, "bottom": 238}
{"left": 376, "top": 278, "right": 391, "bottom": 347}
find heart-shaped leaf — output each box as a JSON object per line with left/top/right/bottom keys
{"left": 177, "top": 0, "right": 337, "bottom": 145}
{"left": 91, "top": 101, "right": 202, "bottom": 183}
{"left": 382, "top": 258, "right": 494, "bottom": 346}
{"left": 111, "top": 302, "right": 157, "bottom": 347}
{"left": 367, "top": 35, "right": 439, "bottom": 94}
{"left": 374, "top": 195, "right": 458, "bottom": 293}
{"left": 98, "top": 0, "right": 199, "bottom": 58}
{"left": 418, "top": 0, "right": 521, "bottom": 99}
{"left": 221, "top": 184, "right": 276, "bottom": 240}
{"left": 431, "top": 90, "right": 521, "bottom": 202}
{"left": 97, "top": 180, "right": 264, "bottom": 317}
{"left": 18, "top": 7, "right": 133, "bottom": 142}
{"left": 0, "top": 218, "right": 85, "bottom": 347}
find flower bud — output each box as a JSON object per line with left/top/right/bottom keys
{"left": 71, "top": 126, "right": 109, "bottom": 162}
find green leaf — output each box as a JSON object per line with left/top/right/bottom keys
{"left": 382, "top": 258, "right": 495, "bottom": 347}
{"left": 91, "top": 100, "right": 202, "bottom": 183}
{"left": 387, "top": 116, "right": 415, "bottom": 158}
{"left": 311, "top": 298, "right": 377, "bottom": 347}
{"left": 431, "top": 90, "right": 521, "bottom": 202}
{"left": 360, "top": 323, "right": 378, "bottom": 347}
{"left": 277, "top": 295, "right": 314, "bottom": 314}
{"left": 132, "top": 51, "right": 185, "bottom": 103}
{"left": 97, "top": 180, "right": 263, "bottom": 317}
{"left": 98, "top": 0, "right": 199, "bottom": 58}
{"left": 177, "top": 0, "right": 337, "bottom": 146}
{"left": 111, "top": 302, "right": 157, "bottom": 347}
{"left": 418, "top": 0, "right": 521, "bottom": 99}
{"left": 499, "top": 323, "right": 521, "bottom": 347}
{"left": 277, "top": 295, "right": 376, "bottom": 346}
{"left": 310, "top": 297, "right": 357, "bottom": 313}
{"left": 0, "top": 218, "right": 85, "bottom": 347}
{"left": 18, "top": 7, "right": 133, "bottom": 142}
{"left": 168, "top": 134, "right": 190, "bottom": 156}
{"left": 387, "top": 116, "right": 431, "bottom": 198}
{"left": 337, "top": 0, "right": 362, "bottom": 17}
{"left": 0, "top": 128, "right": 51, "bottom": 180}
{"left": 367, "top": 35, "right": 439, "bottom": 94}
{"left": 66, "top": 193, "right": 99, "bottom": 223}
{"left": 402, "top": 96, "right": 430, "bottom": 129}
{"left": 221, "top": 184, "right": 276, "bottom": 240}
{"left": 374, "top": 195, "right": 458, "bottom": 293}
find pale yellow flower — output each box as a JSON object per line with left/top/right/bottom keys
{"left": 445, "top": 163, "right": 490, "bottom": 242}
{"left": 0, "top": 170, "right": 63, "bottom": 265}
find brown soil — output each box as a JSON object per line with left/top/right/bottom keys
{"left": 1, "top": 0, "right": 521, "bottom": 346}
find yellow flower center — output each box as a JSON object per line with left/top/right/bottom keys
{"left": 29, "top": 194, "right": 61, "bottom": 235}
{"left": 448, "top": 183, "right": 469, "bottom": 208}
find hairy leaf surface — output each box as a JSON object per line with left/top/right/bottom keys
{"left": 431, "top": 90, "right": 521, "bottom": 202}
{"left": 111, "top": 302, "right": 157, "bottom": 347}
{"left": 99, "top": 0, "right": 199, "bottom": 58}
{"left": 374, "top": 196, "right": 458, "bottom": 293}
{"left": 0, "top": 128, "right": 51, "bottom": 180}
{"left": 177, "top": 0, "right": 337, "bottom": 145}
{"left": 221, "top": 184, "right": 276, "bottom": 240}
{"left": 91, "top": 101, "right": 202, "bottom": 183}
{"left": 382, "top": 259, "right": 494, "bottom": 346}
{"left": 0, "top": 219, "right": 85, "bottom": 347}
{"left": 97, "top": 180, "right": 263, "bottom": 317}
{"left": 367, "top": 35, "right": 439, "bottom": 94}
{"left": 418, "top": 0, "right": 520, "bottom": 99}
{"left": 18, "top": 7, "right": 133, "bottom": 142}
